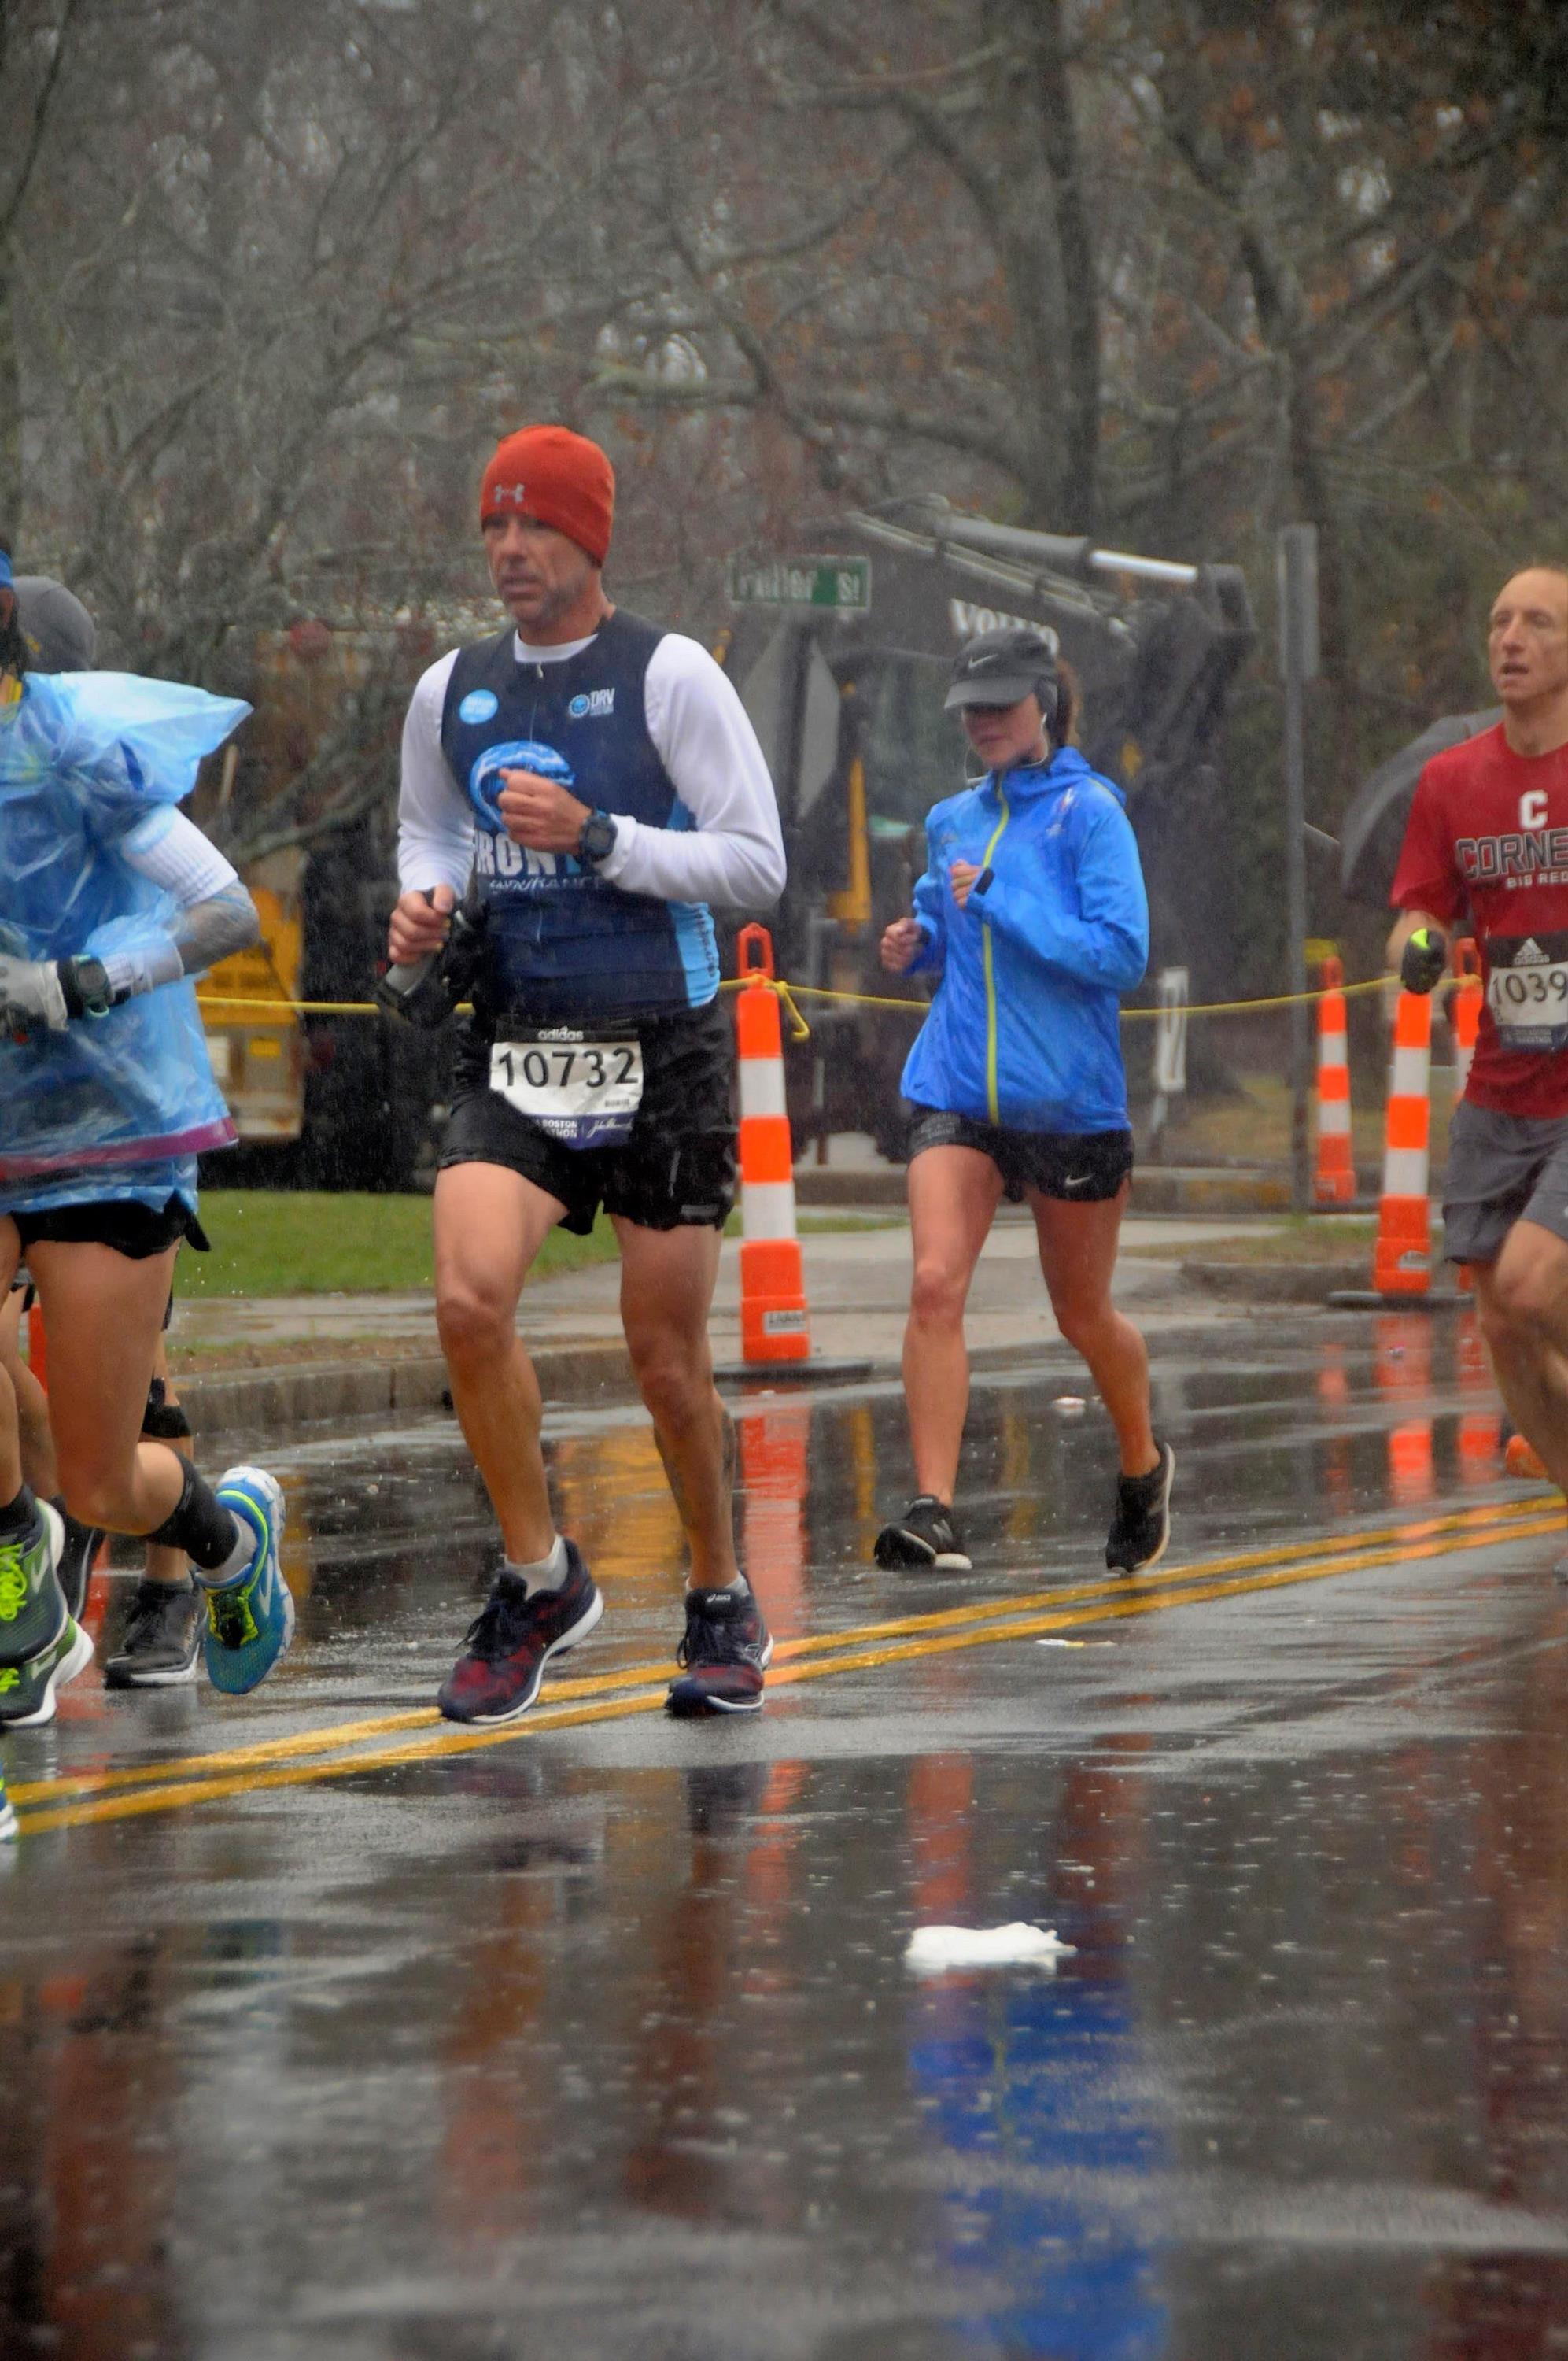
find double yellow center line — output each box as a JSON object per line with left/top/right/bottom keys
{"left": 13, "top": 1495, "right": 1563, "bottom": 1836}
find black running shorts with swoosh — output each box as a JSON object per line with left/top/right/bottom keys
{"left": 441, "top": 998, "right": 738, "bottom": 1235}
{"left": 9, "top": 1195, "right": 210, "bottom": 1261}
{"left": 906, "top": 1105, "right": 1134, "bottom": 1204}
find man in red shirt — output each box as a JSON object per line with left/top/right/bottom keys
{"left": 1389, "top": 563, "right": 1568, "bottom": 1498}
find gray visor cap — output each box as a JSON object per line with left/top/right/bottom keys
{"left": 943, "top": 624, "right": 1056, "bottom": 711}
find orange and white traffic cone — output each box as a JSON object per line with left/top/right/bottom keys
{"left": 734, "top": 926, "right": 810, "bottom": 1366}
{"left": 1312, "top": 954, "right": 1355, "bottom": 1203}
{"left": 1371, "top": 986, "right": 1433, "bottom": 1296}
{"left": 1450, "top": 937, "right": 1481, "bottom": 1100}
{"left": 1448, "top": 942, "right": 1483, "bottom": 1295}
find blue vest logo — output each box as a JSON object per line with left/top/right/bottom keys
{"left": 467, "top": 737, "right": 576, "bottom": 833}
{"left": 459, "top": 688, "right": 500, "bottom": 725}
{"left": 568, "top": 689, "right": 615, "bottom": 720}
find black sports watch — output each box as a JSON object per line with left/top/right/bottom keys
{"left": 57, "top": 955, "right": 115, "bottom": 1018}
{"left": 577, "top": 808, "right": 619, "bottom": 869}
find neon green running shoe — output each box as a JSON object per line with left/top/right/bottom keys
{"left": 0, "top": 1501, "right": 93, "bottom": 1730}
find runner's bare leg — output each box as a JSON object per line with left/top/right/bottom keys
{"left": 1474, "top": 1232, "right": 1568, "bottom": 1495}
{"left": 615, "top": 1219, "right": 738, "bottom": 1587}
{"left": 434, "top": 1162, "right": 565, "bottom": 1565}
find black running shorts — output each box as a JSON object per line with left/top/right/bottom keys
{"left": 7, "top": 1195, "right": 209, "bottom": 1262}
{"left": 441, "top": 998, "right": 737, "bottom": 1236}
{"left": 906, "top": 1105, "right": 1134, "bottom": 1204}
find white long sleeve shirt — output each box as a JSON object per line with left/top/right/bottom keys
{"left": 397, "top": 623, "right": 785, "bottom": 911}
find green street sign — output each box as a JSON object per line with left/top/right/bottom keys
{"left": 728, "top": 555, "right": 872, "bottom": 612}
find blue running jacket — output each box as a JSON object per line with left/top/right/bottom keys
{"left": 901, "top": 747, "right": 1149, "bottom": 1135}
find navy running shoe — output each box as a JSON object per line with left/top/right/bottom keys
{"left": 438, "top": 1542, "right": 603, "bottom": 1725}
{"left": 0, "top": 1764, "right": 16, "bottom": 1843}
{"left": 199, "top": 1468, "right": 293, "bottom": 1695}
{"left": 666, "top": 1580, "right": 773, "bottom": 1716}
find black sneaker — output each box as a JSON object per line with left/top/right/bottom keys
{"left": 666, "top": 1580, "right": 773, "bottom": 1716}
{"left": 437, "top": 1542, "right": 603, "bottom": 1725}
{"left": 874, "top": 1495, "right": 972, "bottom": 1571}
{"left": 104, "top": 1579, "right": 202, "bottom": 1688}
{"left": 1106, "top": 1443, "right": 1175, "bottom": 1575}
{"left": 53, "top": 1506, "right": 105, "bottom": 1622}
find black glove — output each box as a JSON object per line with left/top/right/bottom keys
{"left": 1400, "top": 926, "right": 1448, "bottom": 996}
{"left": 376, "top": 901, "right": 486, "bottom": 1029}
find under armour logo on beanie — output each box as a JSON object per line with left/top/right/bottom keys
{"left": 479, "top": 425, "right": 615, "bottom": 566}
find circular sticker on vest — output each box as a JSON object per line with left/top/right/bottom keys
{"left": 459, "top": 689, "right": 500, "bottom": 725}
{"left": 568, "top": 693, "right": 590, "bottom": 719}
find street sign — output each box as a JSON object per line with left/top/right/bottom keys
{"left": 728, "top": 555, "right": 872, "bottom": 612}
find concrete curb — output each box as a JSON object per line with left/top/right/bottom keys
{"left": 1182, "top": 1260, "right": 1367, "bottom": 1304}
{"left": 180, "top": 1339, "right": 637, "bottom": 1437}
{"left": 795, "top": 1164, "right": 1291, "bottom": 1214}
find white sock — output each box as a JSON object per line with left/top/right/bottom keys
{"left": 692, "top": 1572, "right": 747, "bottom": 1597}
{"left": 505, "top": 1535, "right": 568, "bottom": 1597}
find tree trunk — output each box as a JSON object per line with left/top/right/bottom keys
{"left": 0, "top": 258, "right": 19, "bottom": 530}
{"left": 1027, "top": 0, "right": 1100, "bottom": 533}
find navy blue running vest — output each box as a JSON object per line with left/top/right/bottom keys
{"left": 439, "top": 608, "right": 719, "bottom": 1026}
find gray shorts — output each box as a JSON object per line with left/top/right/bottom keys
{"left": 1443, "top": 1099, "right": 1568, "bottom": 1265}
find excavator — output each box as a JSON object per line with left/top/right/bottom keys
{"left": 725, "top": 497, "right": 1255, "bottom": 1158}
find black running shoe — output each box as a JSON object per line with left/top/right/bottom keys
{"left": 666, "top": 1580, "right": 773, "bottom": 1716}
{"left": 105, "top": 1579, "right": 202, "bottom": 1689}
{"left": 874, "top": 1495, "right": 972, "bottom": 1571}
{"left": 437, "top": 1543, "right": 603, "bottom": 1725}
{"left": 53, "top": 1506, "right": 105, "bottom": 1622}
{"left": 1106, "top": 1442, "right": 1175, "bottom": 1575}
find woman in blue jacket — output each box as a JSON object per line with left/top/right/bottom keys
{"left": 876, "top": 626, "right": 1174, "bottom": 1577}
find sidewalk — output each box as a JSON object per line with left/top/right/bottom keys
{"left": 168, "top": 1210, "right": 1277, "bottom": 1435}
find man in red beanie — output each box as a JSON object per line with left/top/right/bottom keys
{"left": 389, "top": 424, "right": 786, "bottom": 1723}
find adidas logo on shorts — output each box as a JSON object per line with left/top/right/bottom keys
{"left": 1514, "top": 937, "right": 1548, "bottom": 963}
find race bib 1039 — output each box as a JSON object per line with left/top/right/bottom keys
{"left": 1486, "top": 932, "right": 1568, "bottom": 1053}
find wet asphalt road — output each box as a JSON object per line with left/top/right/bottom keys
{"left": 6, "top": 1308, "right": 1568, "bottom": 2360}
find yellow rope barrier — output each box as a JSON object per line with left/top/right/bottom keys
{"left": 197, "top": 970, "right": 1397, "bottom": 1034}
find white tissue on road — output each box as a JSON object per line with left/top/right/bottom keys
{"left": 903, "top": 1923, "right": 1076, "bottom": 1973}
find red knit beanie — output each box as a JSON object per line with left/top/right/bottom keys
{"left": 479, "top": 426, "right": 615, "bottom": 565}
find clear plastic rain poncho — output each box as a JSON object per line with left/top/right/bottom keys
{"left": 0, "top": 671, "right": 250, "bottom": 1203}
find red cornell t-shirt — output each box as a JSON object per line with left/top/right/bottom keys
{"left": 1391, "top": 726, "right": 1568, "bottom": 1116}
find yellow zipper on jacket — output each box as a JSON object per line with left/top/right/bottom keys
{"left": 979, "top": 785, "right": 1011, "bottom": 1123}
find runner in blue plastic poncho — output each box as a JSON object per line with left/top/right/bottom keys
{"left": 0, "top": 554, "right": 294, "bottom": 1815}
{"left": 874, "top": 626, "right": 1175, "bottom": 1581}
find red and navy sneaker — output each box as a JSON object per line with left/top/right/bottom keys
{"left": 666, "top": 1579, "right": 773, "bottom": 1716}
{"left": 437, "top": 1542, "right": 603, "bottom": 1725}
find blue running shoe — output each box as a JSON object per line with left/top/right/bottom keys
{"left": 199, "top": 1468, "right": 293, "bottom": 1695}
{"left": 0, "top": 1764, "right": 17, "bottom": 1843}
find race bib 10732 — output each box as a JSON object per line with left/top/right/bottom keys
{"left": 489, "top": 1029, "right": 644, "bottom": 1150}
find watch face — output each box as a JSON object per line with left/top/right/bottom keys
{"left": 581, "top": 812, "right": 617, "bottom": 863}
